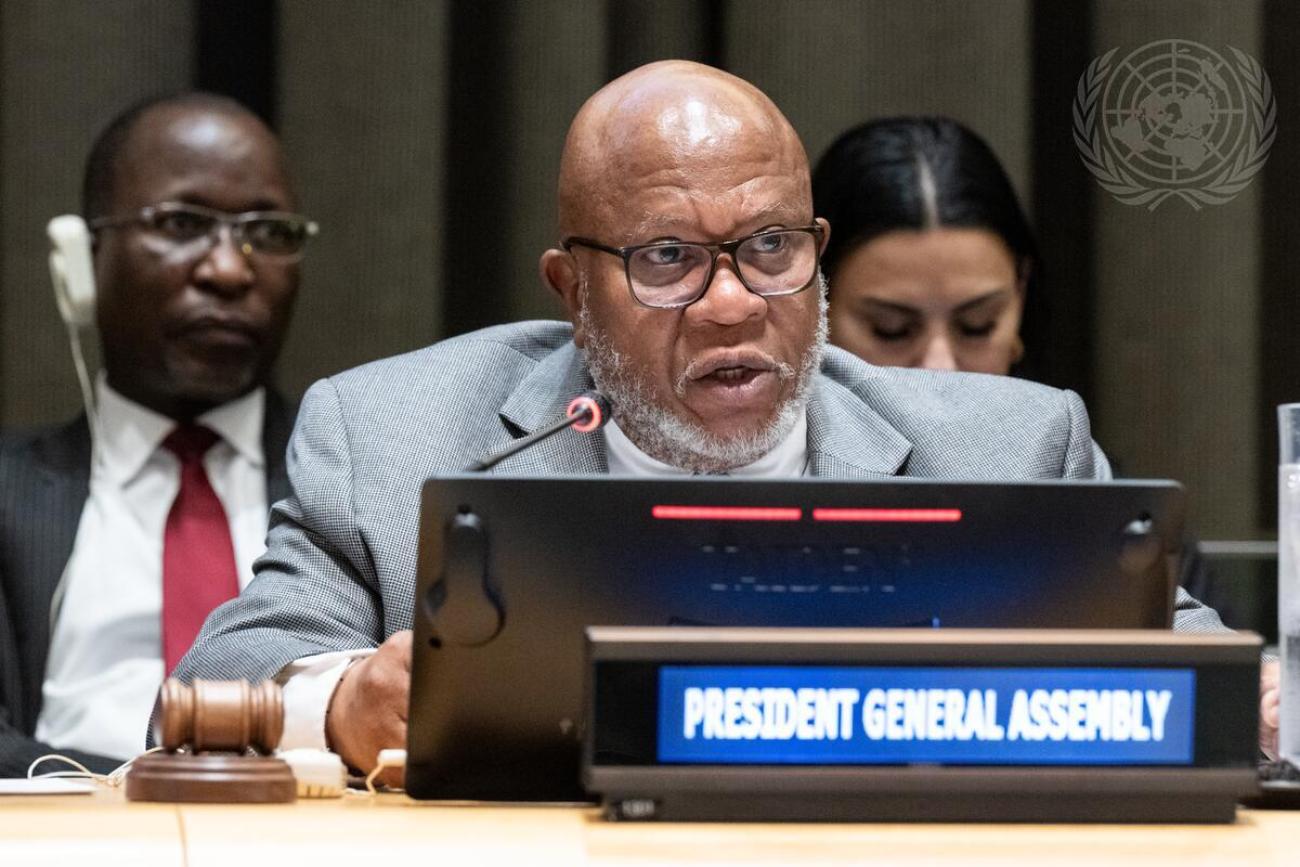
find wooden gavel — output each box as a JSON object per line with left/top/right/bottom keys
{"left": 127, "top": 678, "right": 296, "bottom": 803}
{"left": 156, "top": 678, "right": 283, "bottom": 753}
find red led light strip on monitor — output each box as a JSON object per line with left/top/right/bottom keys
{"left": 650, "top": 506, "right": 962, "bottom": 523}
{"left": 651, "top": 505, "right": 803, "bottom": 522}
{"left": 812, "top": 508, "right": 963, "bottom": 523}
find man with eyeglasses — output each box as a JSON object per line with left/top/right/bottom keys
{"left": 176, "top": 62, "right": 1259, "bottom": 779}
{"left": 0, "top": 93, "right": 314, "bottom": 775}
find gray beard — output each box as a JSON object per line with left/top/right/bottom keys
{"left": 579, "top": 273, "right": 829, "bottom": 474}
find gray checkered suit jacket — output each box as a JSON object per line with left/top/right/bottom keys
{"left": 174, "top": 321, "right": 1225, "bottom": 685}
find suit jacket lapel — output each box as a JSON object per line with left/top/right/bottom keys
{"left": 496, "top": 343, "right": 608, "bottom": 474}
{"left": 30, "top": 416, "right": 92, "bottom": 563}
{"left": 806, "top": 375, "right": 913, "bottom": 478}
{"left": 17, "top": 417, "right": 92, "bottom": 729}
{"left": 496, "top": 347, "right": 912, "bottom": 478}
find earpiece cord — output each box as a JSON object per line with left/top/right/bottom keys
{"left": 27, "top": 748, "right": 162, "bottom": 788}
{"left": 29, "top": 747, "right": 392, "bottom": 798}
{"left": 65, "top": 318, "right": 101, "bottom": 448}
{"left": 363, "top": 748, "right": 407, "bottom": 795}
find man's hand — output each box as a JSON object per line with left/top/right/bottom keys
{"left": 326, "top": 630, "right": 411, "bottom": 785}
{"left": 1261, "top": 659, "right": 1280, "bottom": 759}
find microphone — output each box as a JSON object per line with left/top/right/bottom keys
{"left": 464, "top": 390, "right": 612, "bottom": 472}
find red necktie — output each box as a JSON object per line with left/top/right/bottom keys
{"left": 161, "top": 425, "right": 240, "bottom": 673}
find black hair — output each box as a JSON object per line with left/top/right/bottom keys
{"left": 812, "top": 116, "right": 1038, "bottom": 281}
{"left": 811, "top": 116, "right": 1042, "bottom": 375}
{"left": 80, "top": 91, "right": 257, "bottom": 220}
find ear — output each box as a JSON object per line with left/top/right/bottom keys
{"left": 540, "top": 247, "right": 587, "bottom": 346}
{"left": 815, "top": 217, "right": 832, "bottom": 255}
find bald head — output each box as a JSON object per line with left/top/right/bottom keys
{"left": 540, "top": 61, "right": 829, "bottom": 474}
{"left": 557, "top": 61, "right": 809, "bottom": 238}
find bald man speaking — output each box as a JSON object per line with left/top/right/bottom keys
{"left": 176, "top": 62, "right": 1231, "bottom": 775}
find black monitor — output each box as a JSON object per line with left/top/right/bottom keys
{"left": 406, "top": 476, "right": 1184, "bottom": 801}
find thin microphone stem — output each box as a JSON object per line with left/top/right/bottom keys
{"left": 464, "top": 413, "right": 588, "bottom": 472}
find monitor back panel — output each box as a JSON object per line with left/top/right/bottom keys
{"left": 406, "top": 476, "right": 1183, "bottom": 800}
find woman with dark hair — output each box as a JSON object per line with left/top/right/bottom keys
{"left": 813, "top": 116, "right": 1036, "bottom": 376}
{"left": 814, "top": 117, "right": 1288, "bottom": 742}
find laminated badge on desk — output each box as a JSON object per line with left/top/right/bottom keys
{"left": 126, "top": 678, "right": 297, "bottom": 803}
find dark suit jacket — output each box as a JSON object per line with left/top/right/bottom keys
{"left": 0, "top": 391, "right": 295, "bottom": 777}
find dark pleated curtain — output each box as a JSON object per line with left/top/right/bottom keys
{"left": 0, "top": 0, "right": 1293, "bottom": 539}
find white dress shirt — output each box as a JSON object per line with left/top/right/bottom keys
{"left": 604, "top": 413, "right": 809, "bottom": 478}
{"left": 34, "top": 378, "right": 268, "bottom": 761}
{"left": 275, "top": 409, "right": 810, "bottom": 756}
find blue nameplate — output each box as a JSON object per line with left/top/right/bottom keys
{"left": 657, "top": 665, "right": 1196, "bottom": 766}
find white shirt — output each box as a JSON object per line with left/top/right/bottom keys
{"left": 34, "top": 378, "right": 268, "bottom": 761}
{"left": 604, "top": 414, "right": 809, "bottom": 478}
{"left": 275, "top": 409, "right": 811, "bottom": 755}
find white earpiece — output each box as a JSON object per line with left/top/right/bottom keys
{"left": 46, "top": 214, "right": 100, "bottom": 435}
{"left": 47, "top": 215, "right": 96, "bottom": 328}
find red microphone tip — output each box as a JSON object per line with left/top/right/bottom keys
{"left": 566, "top": 392, "right": 609, "bottom": 433}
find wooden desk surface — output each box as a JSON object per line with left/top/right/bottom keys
{"left": 2, "top": 789, "right": 1298, "bottom": 866}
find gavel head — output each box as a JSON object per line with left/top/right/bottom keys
{"left": 158, "top": 678, "right": 284, "bottom": 754}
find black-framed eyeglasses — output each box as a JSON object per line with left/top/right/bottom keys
{"left": 562, "top": 224, "right": 825, "bottom": 309}
{"left": 89, "top": 201, "right": 319, "bottom": 261}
